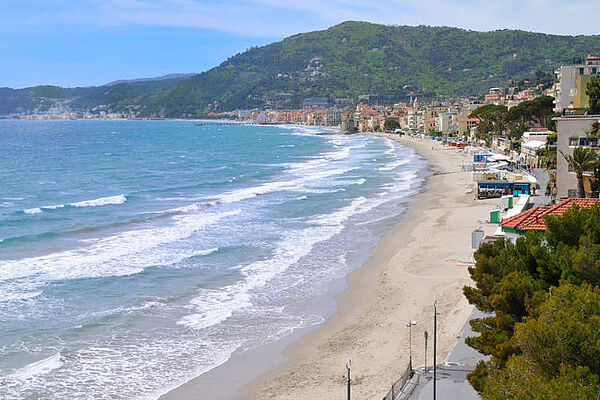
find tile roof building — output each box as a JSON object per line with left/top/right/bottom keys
{"left": 500, "top": 198, "right": 600, "bottom": 240}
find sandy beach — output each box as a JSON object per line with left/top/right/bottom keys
{"left": 162, "top": 133, "right": 495, "bottom": 400}
{"left": 243, "top": 133, "right": 495, "bottom": 399}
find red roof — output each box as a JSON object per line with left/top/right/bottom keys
{"left": 459, "top": 118, "right": 480, "bottom": 122}
{"left": 501, "top": 198, "right": 600, "bottom": 231}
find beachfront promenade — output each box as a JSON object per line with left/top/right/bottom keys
{"left": 402, "top": 309, "right": 488, "bottom": 400}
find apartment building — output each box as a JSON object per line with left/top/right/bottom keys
{"left": 555, "top": 115, "right": 600, "bottom": 198}
{"left": 554, "top": 54, "right": 600, "bottom": 112}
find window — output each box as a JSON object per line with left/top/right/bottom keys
{"left": 580, "top": 137, "right": 590, "bottom": 146}
{"left": 580, "top": 68, "right": 585, "bottom": 75}
{"left": 569, "top": 137, "right": 579, "bottom": 146}
{"left": 593, "top": 68, "right": 598, "bottom": 74}
{"left": 590, "top": 138, "right": 599, "bottom": 147}
{"left": 568, "top": 163, "right": 574, "bottom": 171}
{"left": 568, "top": 189, "right": 578, "bottom": 197}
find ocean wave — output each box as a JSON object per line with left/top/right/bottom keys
{"left": 214, "top": 167, "right": 356, "bottom": 204}
{"left": 384, "top": 138, "right": 397, "bottom": 155}
{"left": 336, "top": 178, "right": 366, "bottom": 186}
{"left": 19, "top": 194, "right": 127, "bottom": 215}
{"left": 177, "top": 174, "right": 422, "bottom": 331}
{"left": 178, "top": 223, "right": 344, "bottom": 330}
{"left": 0, "top": 209, "right": 240, "bottom": 293}
{"left": 378, "top": 159, "right": 410, "bottom": 171}
{"left": 301, "top": 188, "right": 346, "bottom": 194}
{"left": 70, "top": 194, "right": 127, "bottom": 208}
{"left": 283, "top": 146, "right": 351, "bottom": 173}
{"left": 6, "top": 353, "right": 63, "bottom": 381}
{"left": 193, "top": 247, "right": 220, "bottom": 257}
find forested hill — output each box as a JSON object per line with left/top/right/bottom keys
{"left": 4, "top": 21, "right": 600, "bottom": 117}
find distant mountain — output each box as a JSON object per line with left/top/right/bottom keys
{"left": 104, "top": 73, "right": 197, "bottom": 87}
{"left": 3, "top": 21, "right": 600, "bottom": 118}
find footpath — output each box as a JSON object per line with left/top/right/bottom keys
{"left": 401, "top": 309, "right": 488, "bottom": 400}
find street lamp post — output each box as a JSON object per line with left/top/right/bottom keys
{"left": 433, "top": 301, "right": 437, "bottom": 400}
{"left": 424, "top": 330, "right": 428, "bottom": 372}
{"left": 406, "top": 320, "right": 417, "bottom": 372}
{"left": 346, "top": 359, "right": 352, "bottom": 400}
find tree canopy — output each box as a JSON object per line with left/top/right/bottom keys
{"left": 384, "top": 119, "right": 400, "bottom": 130}
{"left": 469, "top": 104, "right": 508, "bottom": 138}
{"left": 469, "top": 96, "right": 556, "bottom": 141}
{"left": 586, "top": 74, "right": 600, "bottom": 114}
{"left": 464, "top": 205, "right": 600, "bottom": 397}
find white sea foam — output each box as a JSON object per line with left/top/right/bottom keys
{"left": 70, "top": 194, "right": 127, "bottom": 208}
{"left": 215, "top": 167, "right": 356, "bottom": 204}
{"left": 384, "top": 139, "right": 397, "bottom": 155}
{"left": 0, "top": 290, "right": 43, "bottom": 302}
{"left": 178, "top": 223, "right": 344, "bottom": 330}
{"left": 177, "top": 174, "right": 421, "bottom": 331}
{"left": 302, "top": 188, "right": 346, "bottom": 194}
{"left": 378, "top": 159, "right": 410, "bottom": 171}
{"left": 279, "top": 124, "right": 333, "bottom": 136}
{"left": 7, "top": 353, "right": 62, "bottom": 381}
{"left": 0, "top": 210, "right": 239, "bottom": 291}
{"left": 194, "top": 248, "right": 219, "bottom": 257}
{"left": 21, "top": 194, "right": 127, "bottom": 214}
{"left": 336, "top": 178, "right": 366, "bottom": 186}
{"left": 43, "top": 204, "right": 65, "bottom": 210}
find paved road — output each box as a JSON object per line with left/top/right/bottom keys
{"left": 406, "top": 309, "right": 489, "bottom": 400}
{"left": 529, "top": 168, "right": 551, "bottom": 206}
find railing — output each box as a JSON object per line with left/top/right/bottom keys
{"left": 562, "top": 108, "right": 596, "bottom": 116}
{"left": 382, "top": 363, "right": 413, "bottom": 400}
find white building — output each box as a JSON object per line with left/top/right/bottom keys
{"left": 520, "top": 140, "right": 546, "bottom": 167}
{"left": 436, "top": 112, "right": 458, "bottom": 136}
{"left": 407, "top": 109, "right": 419, "bottom": 132}
{"left": 522, "top": 130, "right": 552, "bottom": 144}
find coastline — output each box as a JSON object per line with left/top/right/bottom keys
{"left": 161, "top": 133, "right": 495, "bottom": 400}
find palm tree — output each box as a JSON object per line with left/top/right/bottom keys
{"left": 561, "top": 146, "right": 598, "bottom": 198}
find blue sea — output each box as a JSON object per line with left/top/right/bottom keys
{"left": 0, "top": 120, "right": 427, "bottom": 399}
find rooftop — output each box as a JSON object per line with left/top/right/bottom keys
{"left": 501, "top": 198, "right": 600, "bottom": 231}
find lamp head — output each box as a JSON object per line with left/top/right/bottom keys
{"left": 346, "top": 359, "right": 352, "bottom": 370}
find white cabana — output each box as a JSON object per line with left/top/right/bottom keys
{"left": 488, "top": 154, "right": 511, "bottom": 162}
{"left": 522, "top": 140, "right": 546, "bottom": 152}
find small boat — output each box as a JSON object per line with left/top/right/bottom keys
{"left": 194, "top": 122, "right": 203, "bottom": 126}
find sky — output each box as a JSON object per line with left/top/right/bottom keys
{"left": 2, "top": 0, "right": 600, "bottom": 88}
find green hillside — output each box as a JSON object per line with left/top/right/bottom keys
{"left": 4, "top": 21, "right": 600, "bottom": 117}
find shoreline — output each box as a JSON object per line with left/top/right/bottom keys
{"left": 161, "top": 133, "right": 495, "bottom": 400}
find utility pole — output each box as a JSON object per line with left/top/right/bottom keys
{"left": 346, "top": 359, "right": 351, "bottom": 400}
{"left": 433, "top": 301, "right": 437, "bottom": 400}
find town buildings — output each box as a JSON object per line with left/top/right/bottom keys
{"left": 554, "top": 54, "right": 600, "bottom": 112}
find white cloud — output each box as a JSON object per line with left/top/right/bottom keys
{"left": 5, "top": 0, "right": 600, "bottom": 37}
